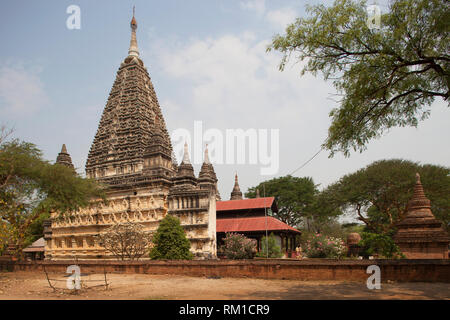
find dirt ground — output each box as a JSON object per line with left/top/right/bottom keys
{"left": 0, "top": 271, "right": 449, "bottom": 300}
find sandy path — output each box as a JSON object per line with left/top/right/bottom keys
{"left": 0, "top": 271, "right": 448, "bottom": 300}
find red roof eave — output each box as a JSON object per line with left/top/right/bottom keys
{"left": 216, "top": 216, "right": 301, "bottom": 234}
{"left": 216, "top": 197, "right": 276, "bottom": 212}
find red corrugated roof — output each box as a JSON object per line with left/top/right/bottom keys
{"left": 217, "top": 216, "right": 301, "bottom": 233}
{"left": 216, "top": 197, "right": 275, "bottom": 211}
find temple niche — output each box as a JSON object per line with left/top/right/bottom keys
{"left": 393, "top": 173, "right": 450, "bottom": 259}
{"left": 44, "top": 13, "right": 218, "bottom": 260}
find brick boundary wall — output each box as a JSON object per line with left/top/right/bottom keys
{"left": 0, "top": 259, "right": 449, "bottom": 282}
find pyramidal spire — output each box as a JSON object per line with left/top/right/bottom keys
{"left": 230, "top": 172, "right": 243, "bottom": 200}
{"left": 204, "top": 144, "right": 210, "bottom": 164}
{"left": 86, "top": 9, "right": 173, "bottom": 184}
{"left": 199, "top": 143, "right": 217, "bottom": 183}
{"left": 128, "top": 6, "right": 139, "bottom": 57}
{"left": 407, "top": 172, "right": 431, "bottom": 211}
{"left": 233, "top": 173, "right": 240, "bottom": 189}
{"left": 182, "top": 141, "right": 191, "bottom": 164}
{"left": 56, "top": 144, "right": 75, "bottom": 170}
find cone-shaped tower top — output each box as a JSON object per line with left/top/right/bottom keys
{"left": 182, "top": 141, "right": 191, "bottom": 164}
{"left": 204, "top": 144, "right": 210, "bottom": 164}
{"left": 85, "top": 10, "right": 172, "bottom": 185}
{"left": 230, "top": 172, "right": 243, "bottom": 200}
{"left": 393, "top": 172, "right": 450, "bottom": 258}
{"left": 128, "top": 6, "right": 139, "bottom": 57}
{"left": 56, "top": 144, "right": 74, "bottom": 169}
{"left": 407, "top": 173, "right": 432, "bottom": 212}
{"left": 199, "top": 144, "right": 217, "bottom": 183}
{"left": 174, "top": 141, "right": 196, "bottom": 184}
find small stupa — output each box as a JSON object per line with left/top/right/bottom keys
{"left": 393, "top": 173, "right": 449, "bottom": 259}
{"left": 230, "top": 173, "right": 243, "bottom": 200}
{"left": 55, "top": 144, "right": 75, "bottom": 169}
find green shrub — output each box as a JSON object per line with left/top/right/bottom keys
{"left": 219, "top": 233, "right": 257, "bottom": 259}
{"left": 256, "top": 233, "right": 282, "bottom": 258}
{"left": 359, "top": 232, "right": 405, "bottom": 259}
{"left": 149, "top": 215, "right": 194, "bottom": 260}
{"left": 302, "top": 233, "right": 346, "bottom": 259}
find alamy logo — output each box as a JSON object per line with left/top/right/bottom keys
{"left": 172, "top": 121, "right": 279, "bottom": 175}
{"left": 66, "top": 265, "right": 81, "bottom": 290}
{"left": 366, "top": 5, "right": 381, "bottom": 30}
{"left": 366, "top": 265, "right": 381, "bottom": 290}
{"left": 66, "top": 5, "right": 81, "bottom": 30}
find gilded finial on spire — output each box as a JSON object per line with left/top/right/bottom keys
{"left": 416, "top": 172, "right": 421, "bottom": 184}
{"left": 128, "top": 6, "right": 139, "bottom": 57}
{"left": 131, "top": 5, "right": 137, "bottom": 29}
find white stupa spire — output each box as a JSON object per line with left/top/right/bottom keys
{"left": 182, "top": 141, "right": 191, "bottom": 164}
{"left": 204, "top": 144, "right": 210, "bottom": 164}
{"left": 128, "top": 6, "right": 139, "bottom": 57}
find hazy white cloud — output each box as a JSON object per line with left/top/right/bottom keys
{"left": 156, "top": 33, "right": 330, "bottom": 123}
{"left": 266, "top": 7, "right": 298, "bottom": 29}
{"left": 240, "top": 0, "right": 266, "bottom": 15}
{"left": 239, "top": 1, "right": 297, "bottom": 30}
{"left": 0, "top": 64, "right": 48, "bottom": 116}
{"left": 147, "top": 31, "right": 334, "bottom": 195}
{"left": 143, "top": 3, "right": 449, "bottom": 200}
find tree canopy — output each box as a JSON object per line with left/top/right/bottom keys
{"left": 0, "top": 136, "right": 105, "bottom": 255}
{"left": 320, "top": 159, "right": 450, "bottom": 233}
{"left": 245, "top": 175, "right": 340, "bottom": 229}
{"left": 149, "top": 214, "right": 194, "bottom": 260}
{"left": 269, "top": 0, "right": 449, "bottom": 156}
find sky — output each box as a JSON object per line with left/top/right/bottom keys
{"left": 0, "top": 0, "right": 449, "bottom": 219}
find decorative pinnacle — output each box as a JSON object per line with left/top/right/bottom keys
{"left": 230, "top": 172, "right": 243, "bottom": 200}
{"left": 204, "top": 144, "right": 210, "bottom": 164}
{"left": 408, "top": 172, "right": 431, "bottom": 210}
{"left": 61, "top": 144, "right": 68, "bottom": 154}
{"left": 233, "top": 172, "right": 240, "bottom": 190}
{"left": 128, "top": 6, "right": 139, "bottom": 57}
{"left": 182, "top": 141, "right": 191, "bottom": 164}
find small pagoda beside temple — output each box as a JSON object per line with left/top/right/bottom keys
{"left": 393, "top": 173, "right": 449, "bottom": 259}
{"left": 55, "top": 144, "right": 74, "bottom": 169}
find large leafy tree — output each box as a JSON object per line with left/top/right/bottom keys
{"left": 246, "top": 175, "right": 339, "bottom": 229}
{"left": 320, "top": 159, "right": 450, "bottom": 234}
{"left": 269, "top": 0, "right": 449, "bottom": 156}
{"left": 0, "top": 137, "right": 105, "bottom": 256}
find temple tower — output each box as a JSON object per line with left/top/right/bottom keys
{"left": 55, "top": 144, "right": 74, "bottom": 169}
{"left": 45, "top": 12, "right": 217, "bottom": 260}
{"left": 167, "top": 142, "right": 217, "bottom": 258}
{"left": 230, "top": 173, "right": 243, "bottom": 200}
{"left": 199, "top": 145, "right": 220, "bottom": 198}
{"left": 393, "top": 173, "right": 449, "bottom": 259}
{"left": 85, "top": 10, "right": 173, "bottom": 188}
